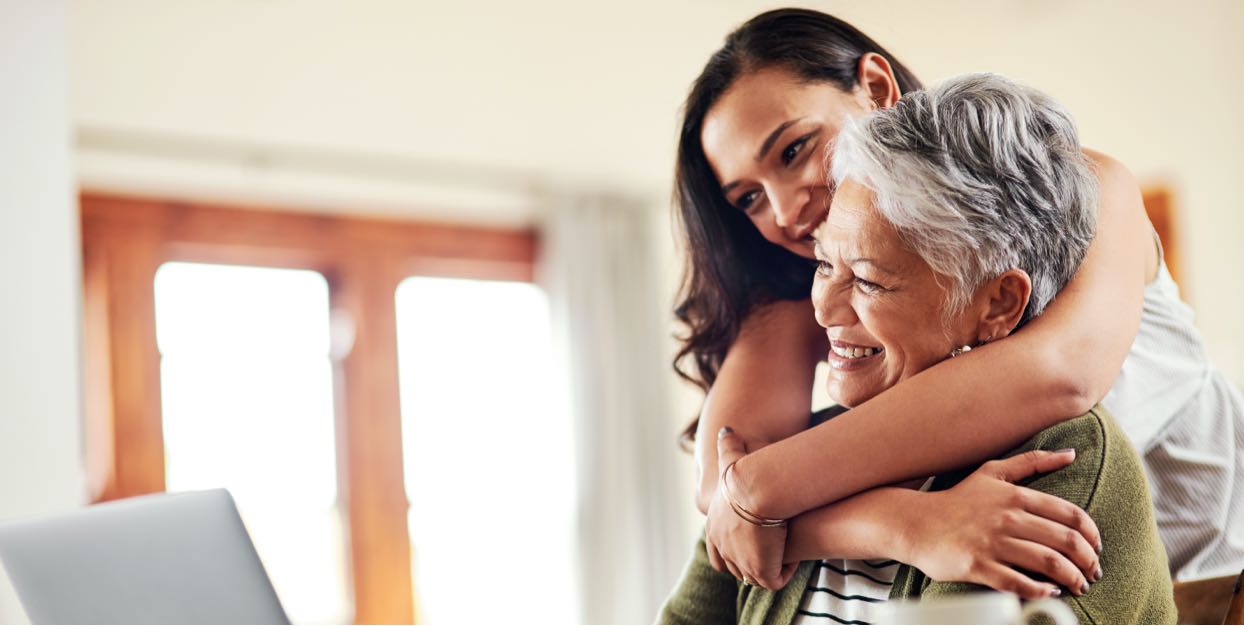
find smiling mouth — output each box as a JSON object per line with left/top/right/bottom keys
{"left": 831, "top": 344, "right": 882, "bottom": 359}
{"left": 827, "top": 340, "right": 884, "bottom": 370}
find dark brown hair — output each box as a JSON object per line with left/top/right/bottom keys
{"left": 673, "top": 8, "right": 923, "bottom": 447}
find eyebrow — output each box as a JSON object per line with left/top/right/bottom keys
{"left": 848, "top": 258, "right": 898, "bottom": 276}
{"left": 813, "top": 240, "right": 828, "bottom": 259}
{"left": 814, "top": 246, "right": 897, "bottom": 276}
{"left": 719, "top": 118, "right": 804, "bottom": 196}
{"left": 756, "top": 118, "right": 803, "bottom": 162}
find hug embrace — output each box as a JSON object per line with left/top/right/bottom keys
{"left": 659, "top": 8, "right": 1244, "bottom": 626}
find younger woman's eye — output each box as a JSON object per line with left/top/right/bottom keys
{"left": 776, "top": 133, "right": 816, "bottom": 166}
{"left": 781, "top": 137, "right": 808, "bottom": 166}
{"left": 735, "top": 190, "right": 760, "bottom": 213}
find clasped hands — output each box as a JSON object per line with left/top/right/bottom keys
{"left": 704, "top": 428, "right": 1104, "bottom": 600}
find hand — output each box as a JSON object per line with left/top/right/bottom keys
{"left": 897, "top": 449, "right": 1103, "bottom": 600}
{"left": 704, "top": 427, "right": 798, "bottom": 590}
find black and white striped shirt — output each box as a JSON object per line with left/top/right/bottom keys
{"left": 791, "top": 558, "right": 898, "bottom": 625}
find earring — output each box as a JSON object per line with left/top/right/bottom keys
{"left": 950, "top": 334, "right": 995, "bottom": 358}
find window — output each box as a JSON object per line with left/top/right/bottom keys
{"left": 395, "top": 277, "right": 576, "bottom": 624}
{"left": 154, "top": 262, "right": 347, "bottom": 624}
{"left": 80, "top": 192, "right": 537, "bottom": 623}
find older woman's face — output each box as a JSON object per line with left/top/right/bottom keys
{"left": 811, "top": 179, "right": 974, "bottom": 408}
{"left": 701, "top": 67, "right": 872, "bottom": 259}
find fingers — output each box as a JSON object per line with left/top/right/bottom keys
{"left": 752, "top": 566, "right": 782, "bottom": 591}
{"left": 778, "top": 562, "right": 799, "bottom": 588}
{"left": 1008, "top": 507, "right": 1101, "bottom": 583}
{"left": 1017, "top": 487, "right": 1104, "bottom": 559}
{"left": 997, "top": 537, "right": 1090, "bottom": 597}
{"left": 716, "top": 427, "right": 748, "bottom": 471}
{"left": 706, "top": 536, "right": 726, "bottom": 573}
{"left": 707, "top": 534, "right": 745, "bottom": 582}
{"left": 975, "top": 561, "right": 1062, "bottom": 601}
{"left": 750, "top": 556, "right": 799, "bottom": 590}
{"left": 984, "top": 449, "right": 1076, "bottom": 483}
{"left": 719, "top": 550, "right": 743, "bottom": 581}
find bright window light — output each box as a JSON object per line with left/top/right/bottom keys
{"left": 395, "top": 277, "right": 577, "bottom": 624}
{"left": 154, "top": 262, "right": 349, "bottom": 625}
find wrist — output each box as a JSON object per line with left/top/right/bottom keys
{"left": 730, "top": 455, "right": 771, "bottom": 519}
{"left": 888, "top": 489, "right": 931, "bottom": 566}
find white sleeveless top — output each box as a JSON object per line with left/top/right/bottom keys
{"left": 1102, "top": 252, "right": 1244, "bottom": 580}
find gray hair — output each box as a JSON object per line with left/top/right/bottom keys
{"left": 830, "top": 72, "right": 1098, "bottom": 324}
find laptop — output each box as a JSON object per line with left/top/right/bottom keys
{"left": 0, "top": 489, "right": 289, "bottom": 624}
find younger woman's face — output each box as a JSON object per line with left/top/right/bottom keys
{"left": 701, "top": 67, "right": 874, "bottom": 259}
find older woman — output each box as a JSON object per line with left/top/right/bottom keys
{"left": 659, "top": 74, "right": 1175, "bottom": 625}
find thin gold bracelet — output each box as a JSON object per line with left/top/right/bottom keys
{"left": 720, "top": 460, "right": 787, "bottom": 527}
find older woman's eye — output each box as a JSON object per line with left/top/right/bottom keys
{"left": 815, "top": 261, "right": 833, "bottom": 277}
{"left": 854, "top": 278, "right": 883, "bottom": 293}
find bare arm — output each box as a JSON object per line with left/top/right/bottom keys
{"left": 728, "top": 151, "right": 1155, "bottom": 520}
{"left": 713, "top": 433, "right": 1102, "bottom": 599}
{"left": 692, "top": 297, "right": 826, "bottom": 513}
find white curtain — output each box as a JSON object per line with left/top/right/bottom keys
{"left": 539, "top": 193, "right": 689, "bottom": 624}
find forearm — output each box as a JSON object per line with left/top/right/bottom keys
{"left": 693, "top": 386, "right": 810, "bottom": 513}
{"left": 692, "top": 299, "right": 824, "bottom": 514}
{"left": 736, "top": 340, "right": 1082, "bottom": 519}
{"left": 783, "top": 486, "right": 921, "bottom": 564}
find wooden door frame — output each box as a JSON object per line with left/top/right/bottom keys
{"left": 80, "top": 191, "right": 536, "bottom": 624}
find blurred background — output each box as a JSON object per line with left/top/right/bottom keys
{"left": 1, "top": 0, "right": 1242, "bottom": 623}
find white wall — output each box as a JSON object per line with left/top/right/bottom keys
{"left": 68, "top": 0, "right": 1244, "bottom": 382}
{"left": 0, "top": 0, "right": 85, "bottom": 521}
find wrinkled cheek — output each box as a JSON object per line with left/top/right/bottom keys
{"left": 882, "top": 356, "right": 906, "bottom": 388}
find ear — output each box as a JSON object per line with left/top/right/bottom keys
{"left": 975, "top": 269, "right": 1032, "bottom": 342}
{"left": 856, "top": 52, "right": 901, "bottom": 109}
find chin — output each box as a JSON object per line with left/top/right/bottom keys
{"left": 827, "top": 382, "right": 883, "bottom": 410}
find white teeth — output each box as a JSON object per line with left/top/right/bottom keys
{"left": 831, "top": 345, "right": 880, "bottom": 359}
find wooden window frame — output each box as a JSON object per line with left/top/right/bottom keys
{"left": 1142, "top": 185, "right": 1182, "bottom": 288}
{"left": 80, "top": 191, "right": 536, "bottom": 624}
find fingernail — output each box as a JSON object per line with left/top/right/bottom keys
{"left": 1093, "top": 564, "right": 1103, "bottom": 583}
{"left": 1054, "top": 448, "right": 1076, "bottom": 456}
{"left": 1049, "top": 587, "right": 1061, "bottom": 598}
{"left": 1080, "top": 582, "right": 1090, "bottom": 596}
{"left": 718, "top": 427, "right": 733, "bottom": 439}
{"left": 1095, "top": 540, "right": 1103, "bottom": 554}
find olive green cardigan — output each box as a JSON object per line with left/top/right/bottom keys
{"left": 657, "top": 405, "right": 1175, "bottom": 625}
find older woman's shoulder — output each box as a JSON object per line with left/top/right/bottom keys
{"left": 1010, "top": 404, "right": 1142, "bottom": 504}
{"left": 1012, "top": 404, "right": 1176, "bottom": 624}
{"left": 914, "top": 407, "right": 1175, "bottom": 624}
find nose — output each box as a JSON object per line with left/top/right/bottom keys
{"left": 812, "top": 275, "right": 857, "bottom": 330}
{"left": 769, "top": 184, "right": 816, "bottom": 237}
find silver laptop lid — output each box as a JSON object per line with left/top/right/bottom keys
{"left": 0, "top": 489, "right": 289, "bottom": 625}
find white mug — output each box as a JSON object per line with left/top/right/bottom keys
{"left": 877, "top": 591, "right": 1078, "bottom": 625}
